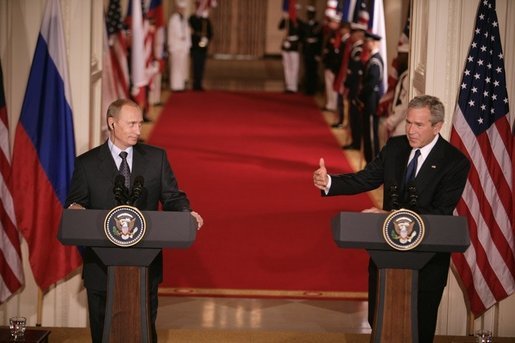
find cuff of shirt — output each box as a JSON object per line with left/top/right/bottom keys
{"left": 324, "top": 175, "right": 332, "bottom": 195}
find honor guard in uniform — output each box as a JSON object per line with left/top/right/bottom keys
{"left": 189, "top": 8, "right": 213, "bottom": 91}
{"left": 321, "top": 14, "right": 342, "bottom": 111}
{"left": 301, "top": 5, "right": 323, "bottom": 95}
{"left": 385, "top": 46, "right": 409, "bottom": 136}
{"left": 279, "top": 5, "right": 304, "bottom": 93}
{"left": 359, "top": 31, "right": 384, "bottom": 163}
{"left": 342, "top": 22, "right": 365, "bottom": 150}
{"left": 168, "top": 0, "right": 191, "bottom": 91}
{"left": 330, "top": 21, "right": 351, "bottom": 128}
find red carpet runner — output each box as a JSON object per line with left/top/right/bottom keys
{"left": 149, "top": 91, "right": 373, "bottom": 297}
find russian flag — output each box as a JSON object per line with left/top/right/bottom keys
{"left": 11, "top": 0, "right": 81, "bottom": 291}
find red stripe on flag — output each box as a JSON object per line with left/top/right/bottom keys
{"left": 12, "top": 127, "right": 81, "bottom": 291}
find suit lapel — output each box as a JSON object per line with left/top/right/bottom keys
{"left": 414, "top": 136, "right": 446, "bottom": 188}
{"left": 131, "top": 144, "right": 149, "bottom": 182}
{"left": 97, "top": 141, "right": 119, "bottom": 181}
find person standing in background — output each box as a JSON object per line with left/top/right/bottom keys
{"left": 189, "top": 5, "right": 213, "bottom": 91}
{"left": 385, "top": 47, "right": 409, "bottom": 137}
{"left": 321, "top": 15, "right": 341, "bottom": 111}
{"left": 148, "top": 17, "right": 165, "bottom": 105}
{"left": 359, "top": 31, "right": 384, "bottom": 163}
{"left": 279, "top": 3, "right": 303, "bottom": 93}
{"left": 342, "top": 23, "right": 365, "bottom": 150}
{"left": 168, "top": 0, "right": 191, "bottom": 92}
{"left": 301, "top": 5, "right": 322, "bottom": 95}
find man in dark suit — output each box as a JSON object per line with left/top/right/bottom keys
{"left": 189, "top": 11, "right": 213, "bottom": 91}
{"left": 313, "top": 95, "right": 470, "bottom": 342}
{"left": 65, "top": 99, "right": 203, "bottom": 343}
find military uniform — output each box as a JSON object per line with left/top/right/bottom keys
{"left": 322, "top": 28, "right": 343, "bottom": 110}
{"left": 301, "top": 12, "right": 322, "bottom": 95}
{"left": 359, "top": 50, "right": 384, "bottom": 162}
{"left": 189, "top": 14, "right": 213, "bottom": 91}
{"left": 343, "top": 38, "right": 364, "bottom": 149}
{"left": 279, "top": 18, "right": 303, "bottom": 92}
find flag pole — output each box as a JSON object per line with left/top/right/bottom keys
{"left": 36, "top": 289, "right": 44, "bottom": 326}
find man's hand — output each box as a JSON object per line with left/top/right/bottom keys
{"left": 67, "top": 203, "right": 85, "bottom": 210}
{"left": 191, "top": 211, "right": 204, "bottom": 230}
{"left": 361, "top": 207, "right": 387, "bottom": 214}
{"left": 313, "top": 158, "right": 329, "bottom": 191}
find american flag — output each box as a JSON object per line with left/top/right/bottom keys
{"left": 450, "top": 0, "right": 514, "bottom": 317}
{"left": 0, "top": 60, "right": 24, "bottom": 303}
{"left": 106, "top": 0, "right": 129, "bottom": 98}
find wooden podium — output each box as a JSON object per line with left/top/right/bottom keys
{"left": 58, "top": 209, "right": 197, "bottom": 343}
{"left": 332, "top": 212, "right": 469, "bottom": 343}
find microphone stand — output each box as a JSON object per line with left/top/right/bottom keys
{"left": 389, "top": 185, "right": 400, "bottom": 210}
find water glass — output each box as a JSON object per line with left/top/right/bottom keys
{"left": 9, "top": 316, "right": 26, "bottom": 340}
{"left": 475, "top": 329, "right": 493, "bottom": 343}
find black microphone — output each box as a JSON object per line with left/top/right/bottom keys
{"left": 389, "top": 184, "right": 399, "bottom": 210}
{"left": 129, "top": 176, "right": 145, "bottom": 206}
{"left": 113, "top": 174, "right": 129, "bottom": 205}
{"left": 407, "top": 182, "right": 418, "bottom": 210}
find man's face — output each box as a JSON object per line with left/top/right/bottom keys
{"left": 405, "top": 106, "right": 442, "bottom": 148}
{"left": 111, "top": 105, "right": 143, "bottom": 150}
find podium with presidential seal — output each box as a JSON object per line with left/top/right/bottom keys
{"left": 332, "top": 210, "right": 469, "bottom": 343}
{"left": 58, "top": 206, "right": 197, "bottom": 343}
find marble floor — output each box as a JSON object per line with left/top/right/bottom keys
{"left": 156, "top": 296, "right": 371, "bottom": 334}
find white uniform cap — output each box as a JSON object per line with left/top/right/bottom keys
{"left": 176, "top": 0, "right": 187, "bottom": 7}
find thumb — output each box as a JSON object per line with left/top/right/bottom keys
{"left": 319, "top": 158, "right": 326, "bottom": 170}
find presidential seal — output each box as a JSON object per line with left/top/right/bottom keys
{"left": 104, "top": 205, "right": 146, "bottom": 247}
{"left": 383, "top": 209, "right": 425, "bottom": 251}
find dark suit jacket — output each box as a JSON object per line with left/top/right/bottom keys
{"left": 65, "top": 141, "right": 191, "bottom": 291}
{"left": 326, "top": 134, "right": 470, "bottom": 290}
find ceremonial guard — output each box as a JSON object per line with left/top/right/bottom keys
{"left": 279, "top": 6, "right": 303, "bottom": 93}
{"left": 301, "top": 5, "right": 323, "bottom": 95}
{"left": 321, "top": 15, "right": 342, "bottom": 111}
{"left": 168, "top": 0, "right": 191, "bottom": 91}
{"left": 342, "top": 22, "right": 365, "bottom": 150}
{"left": 189, "top": 8, "right": 213, "bottom": 91}
{"left": 359, "top": 31, "right": 384, "bottom": 162}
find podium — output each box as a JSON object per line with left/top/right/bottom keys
{"left": 58, "top": 209, "right": 197, "bottom": 343}
{"left": 332, "top": 212, "right": 469, "bottom": 343}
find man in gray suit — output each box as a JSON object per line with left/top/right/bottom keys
{"left": 313, "top": 95, "right": 470, "bottom": 342}
{"left": 66, "top": 98, "right": 203, "bottom": 342}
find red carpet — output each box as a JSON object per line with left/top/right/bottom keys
{"left": 149, "top": 91, "right": 373, "bottom": 297}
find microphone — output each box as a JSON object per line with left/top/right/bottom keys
{"left": 113, "top": 175, "right": 129, "bottom": 205}
{"left": 407, "top": 182, "right": 418, "bottom": 210}
{"left": 129, "top": 176, "right": 145, "bottom": 206}
{"left": 389, "top": 184, "right": 399, "bottom": 210}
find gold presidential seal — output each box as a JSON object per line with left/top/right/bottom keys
{"left": 383, "top": 209, "right": 425, "bottom": 251}
{"left": 104, "top": 205, "right": 146, "bottom": 247}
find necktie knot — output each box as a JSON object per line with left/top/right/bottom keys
{"left": 119, "top": 151, "right": 130, "bottom": 189}
{"left": 405, "top": 149, "right": 421, "bottom": 185}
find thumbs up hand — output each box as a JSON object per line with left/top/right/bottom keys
{"left": 313, "top": 158, "right": 329, "bottom": 190}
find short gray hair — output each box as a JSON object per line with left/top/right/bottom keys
{"left": 408, "top": 95, "right": 445, "bottom": 125}
{"left": 106, "top": 99, "right": 140, "bottom": 120}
